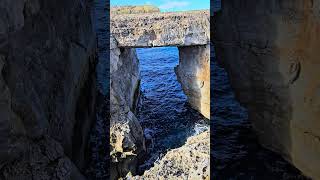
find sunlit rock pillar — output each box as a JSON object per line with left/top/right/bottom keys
{"left": 175, "top": 45, "right": 210, "bottom": 119}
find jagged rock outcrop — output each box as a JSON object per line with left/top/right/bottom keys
{"left": 111, "top": 10, "right": 210, "bottom": 47}
{"left": 0, "top": 0, "right": 97, "bottom": 179}
{"left": 129, "top": 130, "right": 210, "bottom": 180}
{"left": 110, "top": 36, "right": 146, "bottom": 179}
{"left": 175, "top": 45, "right": 210, "bottom": 119}
{"left": 213, "top": 0, "right": 320, "bottom": 179}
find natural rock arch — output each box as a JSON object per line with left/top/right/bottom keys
{"left": 110, "top": 10, "right": 210, "bottom": 179}
{"left": 111, "top": 10, "right": 210, "bottom": 119}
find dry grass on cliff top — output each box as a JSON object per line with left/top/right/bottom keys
{"left": 111, "top": 5, "right": 160, "bottom": 15}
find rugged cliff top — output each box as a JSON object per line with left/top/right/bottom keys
{"left": 111, "top": 5, "right": 160, "bottom": 14}
{"left": 129, "top": 130, "right": 210, "bottom": 179}
{"left": 111, "top": 10, "right": 210, "bottom": 47}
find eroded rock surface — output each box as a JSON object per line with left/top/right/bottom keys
{"left": 214, "top": 0, "right": 320, "bottom": 179}
{"left": 110, "top": 36, "right": 146, "bottom": 179}
{"left": 129, "top": 130, "right": 210, "bottom": 180}
{"left": 175, "top": 45, "right": 210, "bottom": 119}
{"left": 111, "top": 10, "right": 210, "bottom": 47}
{"left": 0, "top": 0, "right": 97, "bottom": 178}
{"left": 111, "top": 5, "right": 160, "bottom": 15}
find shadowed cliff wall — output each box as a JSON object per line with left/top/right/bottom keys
{"left": 0, "top": 0, "right": 97, "bottom": 178}
{"left": 213, "top": 1, "right": 320, "bottom": 179}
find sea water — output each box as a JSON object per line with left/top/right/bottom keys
{"left": 136, "top": 47, "right": 209, "bottom": 172}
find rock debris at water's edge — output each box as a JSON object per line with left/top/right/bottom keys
{"left": 127, "top": 130, "right": 210, "bottom": 180}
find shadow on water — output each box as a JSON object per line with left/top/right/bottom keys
{"left": 211, "top": 48, "right": 309, "bottom": 179}
{"left": 136, "top": 47, "right": 209, "bottom": 173}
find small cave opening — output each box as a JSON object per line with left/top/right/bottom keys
{"left": 134, "top": 46, "right": 209, "bottom": 174}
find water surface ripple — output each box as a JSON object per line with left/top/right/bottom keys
{"left": 136, "top": 47, "right": 209, "bottom": 172}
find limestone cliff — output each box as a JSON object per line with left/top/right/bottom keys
{"left": 213, "top": 0, "right": 320, "bottom": 179}
{"left": 175, "top": 45, "right": 210, "bottom": 119}
{"left": 111, "top": 10, "right": 210, "bottom": 47}
{"left": 110, "top": 36, "right": 146, "bottom": 179}
{"left": 0, "top": 0, "right": 97, "bottom": 179}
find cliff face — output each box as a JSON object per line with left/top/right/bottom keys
{"left": 0, "top": 0, "right": 97, "bottom": 179}
{"left": 213, "top": 0, "right": 320, "bottom": 179}
{"left": 111, "top": 10, "right": 210, "bottom": 47}
{"left": 110, "top": 36, "right": 145, "bottom": 179}
{"left": 175, "top": 45, "right": 210, "bottom": 119}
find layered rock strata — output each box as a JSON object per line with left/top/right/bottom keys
{"left": 0, "top": 0, "right": 97, "bottom": 179}
{"left": 111, "top": 10, "right": 210, "bottom": 47}
{"left": 110, "top": 36, "right": 146, "bottom": 179}
{"left": 213, "top": 0, "right": 320, "bottom": 179}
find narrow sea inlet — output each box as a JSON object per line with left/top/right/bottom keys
{"left": 136, "top": 47, "right": 209, "bottom": 172}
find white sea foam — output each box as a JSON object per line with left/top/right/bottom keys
{"left": 193, "top": 123, "right": 209, "bottom": 135}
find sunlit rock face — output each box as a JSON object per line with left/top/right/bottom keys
{"left": 0, "top": 0, "right": 97, "bottom": 178}
{"left": 175, "top": 45, "right": 210, "bottom": 119}
{"left": 110, "top": 36, "right": 146, "bottom": 179}
{"left": 129, "top": 130, "right": 210, "bottom": 180}
{"left": 111, "top": 10, "right": 210, "bottom": 47}
{"left": 214, "top": 0, "right": 320, "bottom": 179}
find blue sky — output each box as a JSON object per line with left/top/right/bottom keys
{"left": 110, "top": 0, "right": 210, "bottom": 12}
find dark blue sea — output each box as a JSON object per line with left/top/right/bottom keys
{"left": 136, "top": 47, "right": 209, "bottom": 172}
